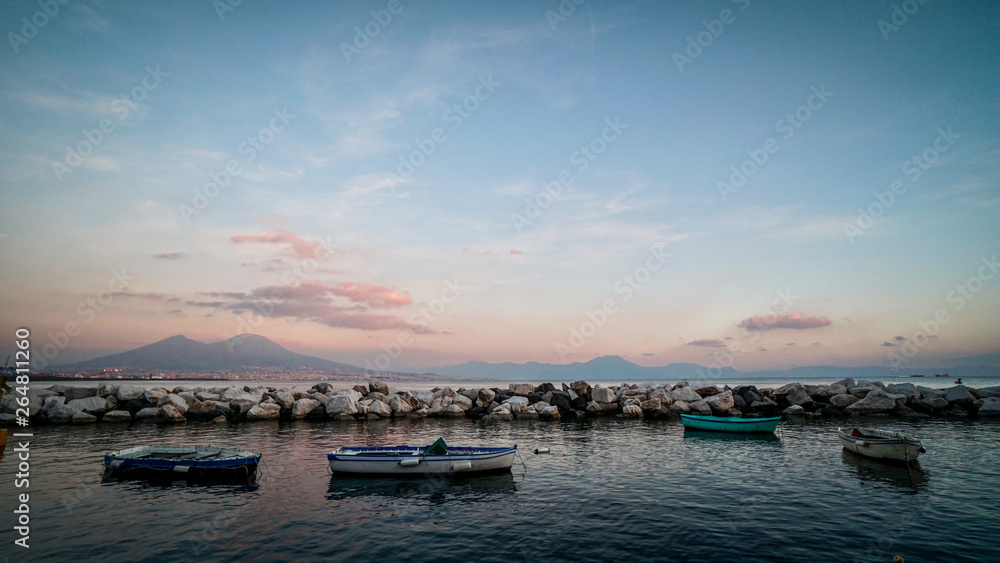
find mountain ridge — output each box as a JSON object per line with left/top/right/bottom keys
{"left": 54, "top": 334, "right": 368, "bottom": 375}
{"left": 427, "top": 354, "right": 999, "bottom": 381}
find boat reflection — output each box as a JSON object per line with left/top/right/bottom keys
{"left": 841, "top": 449, "right": 927, "bottom": 491}
{"left": 682, "top": 429, "right": 781, "bottom": 443}
{"left": 101, "top": 472, "right": 260, "bottom": 492}
{"left": 327, "top": 472, "right": 517, "bottom": 504}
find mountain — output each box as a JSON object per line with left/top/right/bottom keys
{"left": 939, "top": 352, "right": 1000, "bottom": 368}
{"left": 54, "top": 334, "right": 366, "bottom": 374}
{"left": 428, "top": 355, "right": 730, "bottom": 381}
{"left": 427, "top": 355, "right": 999, "bottom": 381}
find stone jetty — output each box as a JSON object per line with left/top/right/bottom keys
{"left": 2, "top": 378, "right": 999, "bottom": 426}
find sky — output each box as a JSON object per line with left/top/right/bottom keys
{"left": 1, "top": 0, "right": 998, "bottom": 373}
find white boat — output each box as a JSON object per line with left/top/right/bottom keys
{"left": 328, "top": 439, "right": 517, "bottom": 477}
{"left": 104, "top": 445, "right": 261, "bottom": 479}
{"left": 838, "top": 427, "right": 925, "bottom": 465}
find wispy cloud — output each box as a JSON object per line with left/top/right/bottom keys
{"left": 231, "top": 229, "right": 333, "bottom": 260}
{"left": 688, "top": 339, "right": 726, "bottom": 347}
{"left": 739, "top": 314, "right": 831, "bottom": 331}
{"left": 330, "top": 281, "right": 411, "bottom": 308}
{"left": 118, "top": 291, "right": 180, "bottom": 302}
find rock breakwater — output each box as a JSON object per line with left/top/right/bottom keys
{"left": 2, "top": 378, "right": 999, "bottom": 426}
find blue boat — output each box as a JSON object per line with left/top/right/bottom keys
{"left": 104, "top": 445, "right": 261, "bottom": 479}
{"left": 680, "top": 414, "right": 781, "bottom": 434}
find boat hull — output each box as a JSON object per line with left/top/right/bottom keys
{"left": 104, "top": 445, "right": 261, "bottom": 480}
{"left": 328, "top": 445, "right": 517, "bottom": 477}
{"left": 680, "top": 414, "right": 781, "bottom": 434}
{"left": 838, "top": 428, "right": 924, "bottom": 465}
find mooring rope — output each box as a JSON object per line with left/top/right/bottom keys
{"left": 514, "top": 448, "right": 527, "bottom": 478}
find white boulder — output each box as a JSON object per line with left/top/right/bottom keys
{"left": 65, "top": 396, "right": 109, "bottom": 414}
{"left": 592, "top": 387, "right": 616, "bottom": 403}
{"left": 325, "top": 395, "right": 358, "bottom": 417}
{"left": 246, "top": 403, "right": 281, "bottom": 421}
{"left": 670, "top": 386, "right": 702, "bottom": 403}
{"left": 102, "top": 410, "right": 133, "bottom": 423}
{"left": 451, "top": 393, "right": 474, "bottom": 411}
{"left": 369, "top": 399, "right": 392, "bottom": 418}
{"left": 158, "top": 394, "right": 189, "bottom": 414}
{"left": 622, "top": 404, "right": 643, "bottom": 418}
{"left": 115, "top": 385, "right": 146, "bottom": 401}
{"left": 290, "top": 398, "right": 321, "bottom": 419}
{"left": 389, "top": 395, "right": 413, "bottom": 415}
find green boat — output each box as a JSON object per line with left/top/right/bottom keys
{"left": 680, "top": 414, "right": 781, "bottom": 434}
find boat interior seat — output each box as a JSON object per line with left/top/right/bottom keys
{"left": 851, "top": 429, "right": 865, "bottom": 438}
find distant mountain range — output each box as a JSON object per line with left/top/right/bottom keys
{"left": 428, "top": 353, "right": 1000, "bottom": 381}
{"left": 426, "top": 356, "right": 720, "bottom": 381}
{"left": 50, "top": 334, "right": 998, "bottom": 382}
{"left": 55, "top": 334, "right": 368, "bottom": 375}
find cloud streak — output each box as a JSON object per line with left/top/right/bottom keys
{"left": 331, "top": 282, "right": 411, "bottom": 308}
{"left": 231, "top": 229, "right": 333, "bottom": 260}
{"left": 738, "top": 314, "right": 831, "bottom": 331}
{"left": 688, "top": 339, "right": 726, "bottom": 347}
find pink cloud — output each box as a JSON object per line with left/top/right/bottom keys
{"left": 688, "top": 339, "right": 726, "bottom": 347}
{"left": 331, "top": 281, "right": 411, "bottom": 308}
{"left": 184, "top": 279, "right": 428, "bottom": 333}
{"left": 238, "top": 299, "right": 431, "bottom": 333}
{"left": 509, "top": 249, "right": 523, "bottom": 255}
{"left": 231, "top": 229, "right": 323, "bottom": 259}
{"left": 739, "top": 314, "right": 832, "bottom": 331}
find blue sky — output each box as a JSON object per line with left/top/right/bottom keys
{"left": 1, "top": 0, "right": 998, "bottom": 372}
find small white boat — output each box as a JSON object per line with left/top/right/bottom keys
{"left": 104, "top": 445, "right": 261, "bottom": 479}
{"left": 328, "top": 439, "right": 517, "bottom": 477}
{"left": 838, "top": 427, "right": 925, "bottom": 465}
